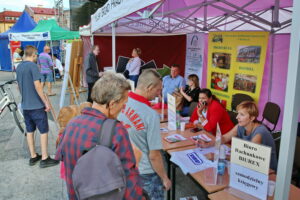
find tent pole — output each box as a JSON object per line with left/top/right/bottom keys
{"left": 8, "top": 42, "right": 15, "bottom": 79}
{"left": 274, "top": 0, "right": 300, "bottom": 199}
{"left": 112, "top": 22, "right": 116, "bottom": 71}
{"left": 268, "top": 33, "right": 275, "bottom": 101}
{"left": 50, "top": 40, "right": 56, "bottom": 83}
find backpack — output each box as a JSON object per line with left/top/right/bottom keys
{"left": 72, "top": 119, "right": 126, "bottom": 200}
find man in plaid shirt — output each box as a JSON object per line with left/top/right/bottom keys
{"left": 55, "top": 73, "right": 143, "bottom": 200}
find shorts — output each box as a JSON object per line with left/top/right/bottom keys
{"left": 41, "top": 72, "right": 54, "bottom": 82}
{"left": 23, "top": 108, "right": 49, "bottom": 134}
{"left": 140, "top": 173, "right": 164, "bottom": 200}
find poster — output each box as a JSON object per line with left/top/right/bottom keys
{"left": 167, "top": 94, "right": 177, "bottom": 131}
{"left": 185, "top": 33, "right": 205, "bottom": 84}
{"left": 207, "top": 32, "right": 269, "bottom": 109}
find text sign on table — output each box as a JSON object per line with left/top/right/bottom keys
{"left": 231, "top": 137, "right": 271, "bottom": 175}
{"left": 167, "top": 94, "right": 176, "bottom": 130}
{"left": 229, "top": 137, "right": 271, "bottom": 200}
{"left": 230, "top": 163, "right": 268, "bottom": 200}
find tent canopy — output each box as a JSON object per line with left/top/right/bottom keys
{"left": 0, "top": 11, "right": 36, "bottom": 39}
{"left": 10, "top": 19, "right": 79, "bottom": 41}
{"left": 91, "top": 0, "right": 293, "bottom": 35}
{"left": 0, "top": 11, "right": 36, "bottom": 71}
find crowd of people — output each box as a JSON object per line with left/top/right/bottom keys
{"left": 15, "top": 44, "right": 278, "bottom": 200}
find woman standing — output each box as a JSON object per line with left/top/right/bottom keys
{"left": 126, "top": 48, "right": 142, "bottom": 87}
{"left": 180, "top": 74, "right": 200, "bottom": 116}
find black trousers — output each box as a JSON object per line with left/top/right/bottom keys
{"left": 87, "top": 82, "right": 95, "bottom": 103}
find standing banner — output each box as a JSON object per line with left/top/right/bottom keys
{"left": 207, "top": 32, "right": 269, "bottom": 109}
{"left": 184, "top": 33, "right": 205, "bottom": 84}
{"left": 167, "top": 94, "right": 177, "bottom": 131}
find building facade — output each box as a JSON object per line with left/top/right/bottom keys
{"left": 0, "top": 11, "right": 22, "bottom": 33}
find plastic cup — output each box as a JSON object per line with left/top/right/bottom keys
{"left": 180, "top": 122, "right": 186, "bottom": 131}
{"left": 268, "top": 180, "right": 276, "bottom": 196}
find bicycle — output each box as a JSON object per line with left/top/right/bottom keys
{"left": 0, "top": 80, "right": 25, "bottom": 134}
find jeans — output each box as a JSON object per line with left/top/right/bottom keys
{"left": 140, "top": 173, "right": 164, "bottom": 200}
{"left": 129, "top": 75, "right": 139, "bottom": 87}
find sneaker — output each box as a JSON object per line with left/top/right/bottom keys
{"left": 29, "top": 153, "right": 42, "bottom": 166}
{"left": 39, "top": 157, "right": 59, "bottom": 168}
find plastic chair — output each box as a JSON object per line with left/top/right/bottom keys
{"left": 227, "top": 93, "right": 254, "bottom": 125}
{"left": 261, "top": 102, "right": 281, "bottom": 132}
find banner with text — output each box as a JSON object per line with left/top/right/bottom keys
{"left": 229, "top": 137, "right": 272, "bottom": 200}
{"left": 9, "top": 32, "right": 51, "bottom": 41}
{"left": 168, "top": 94, "right": 177, "bottom": 131}
{"left": 184, "top": 33, "right": 205, "bottom": 84}
{"left": 207, "top": 32, "right": 269, "bottom": 109}
{"left": 91, "top": 0, "right": 162, "bottom": 32}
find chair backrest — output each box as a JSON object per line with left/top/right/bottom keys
{"left": 231, "top": 93, "right": 254, "bottom": 111}
{"left": 261, "top": 102, "right": 281, "bottom": 131}
{"left": 189, "top": 102, "right": 198, "bottom": 116}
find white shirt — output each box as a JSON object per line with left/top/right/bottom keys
{"left": 54, "top": 59, "right": 63, "bottom": 72}
{"left": 126, "top": 57, "right": 141, "bottom": 75}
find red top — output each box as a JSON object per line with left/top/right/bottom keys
{"left": 190, "top": 99, "right": 234, "bottom": 135}
{"left": 128, "top": 91, "right": 151, "bottom": 107}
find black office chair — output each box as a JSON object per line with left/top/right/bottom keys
{"left": 188, "top": 102, "right": 198, "bottom": 117}
{"left": 261, "top": 102, "right": 281, "bottom": 132}
{"left": 228, "top": 93, "right": 254, "bottom": 125}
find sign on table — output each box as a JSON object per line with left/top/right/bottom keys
{"left": 229, "top": 137, "right": 271, "bottom": 200}
{"left": 167, "top": 93, "right": 176, "bottom": 130}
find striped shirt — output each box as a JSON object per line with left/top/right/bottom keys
{"left": 38, "top": 52, "right": 53, "bottom": 74}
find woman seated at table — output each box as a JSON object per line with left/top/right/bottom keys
{"left": 125, "top": 48, "right": 142, "bottom": 87}
{"left": 190, "top": 88, "right": 234, "bottom": 135}
{"left": 180, "top": 74, "right": 201, "bottom": 116}
{"left": 199, "top": 101, "right": 278, "bottom": 171}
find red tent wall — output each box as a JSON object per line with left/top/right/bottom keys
{"left": 94, "top": 35, "right": 186, "bottom": 76}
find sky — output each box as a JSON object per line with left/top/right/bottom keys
{"left": 0, "top": 0, "right": 70, "bottom": 12}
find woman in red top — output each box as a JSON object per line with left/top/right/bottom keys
{"left": 190, "top": 88, "right": 234, "bottom": 135}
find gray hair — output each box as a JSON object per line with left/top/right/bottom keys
{"left": 137, "top": 69, "right": 161, "bottom": 90}
{"left": 91, "top": 72, "right": 131, "bottom": 105}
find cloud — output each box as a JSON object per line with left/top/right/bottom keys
{"left": 0, "top": 0, "right": 69, "bottom": 11}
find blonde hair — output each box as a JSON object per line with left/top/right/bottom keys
{"left": 188, "top": 74, "right": 199, "bottom": 88}
{"left": 136, "top": 69, "right": 161, "bottom": 90}
{"left": 134, "top": 48, "right": 142, "bottom": 56}
{"left": 237, "top": 101, "right": 259, "bottom": 120}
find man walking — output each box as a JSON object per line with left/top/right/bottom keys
{"left": 118, "top": 69, "right": 171, "bottom": 200}
{"left": 85, "top": 45, "right": 102, "bottom": 103}
{"left": 16, "top": 45, "right": 59, "bottom": 168}
{"left": 38, "top": 45, "right": 55, "bottom": 96}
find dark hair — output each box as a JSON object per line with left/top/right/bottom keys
{"left": 188, "top": 74, "right": 199, "bottom": 88}
{"left": 24, "top": 45, "right": 37, "bottom": 57}
{"left": 171, "top": 64, "right": 180, "bottom": 69}
{"left": 199, "top": 88, "right": 218, "bottom": 100}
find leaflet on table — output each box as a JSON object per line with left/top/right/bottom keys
{"left": 193, "top": 145, "right": 230, "bottom": 156}
{"left": 170, "top": 149, "right": 214, "bottom": 175}
{"left": 191, "top": 134, "right": 212, "bottom": 142}
{"left": 164, "top": 134, "right": 187, "bottom": 143}
{"left": 160, "top": 127, "right": 169, "bottom": 133}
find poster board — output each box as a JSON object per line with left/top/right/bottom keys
{"left": 140, "top": 59, "right": 157, "bottom": 74}
{"left": 116, "top": 56, "right": 130, "bottom": 73}
{"left": 207, "top": 32, "right": 269, "bottom": 109}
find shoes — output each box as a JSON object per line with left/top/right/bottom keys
{"left": 29, "top": 153, "right": 42, "bottom": 166}
{"left": 39, "top": 157, "right": 59, "bottom": 168}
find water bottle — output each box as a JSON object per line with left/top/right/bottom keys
{"left": 218, "top": 145, "right": 226, "bottom": 176}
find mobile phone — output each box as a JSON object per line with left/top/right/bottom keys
{"left": 191, "top": 127, "right": 203, "bottom": 133}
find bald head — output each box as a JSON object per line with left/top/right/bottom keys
{"left": 44, "top": 46, "right": 51, "bottom": 53}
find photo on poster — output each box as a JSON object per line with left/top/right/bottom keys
{"left": 233, "top": 73, "right": 257, "bottom": 93}
{"left": 211, "top": 72, "right": 229, "bottom": 92}
{"left": 212, "top": 53, "right": 231, "bottom": 69}
{"left": 236, "top": 46, "right": 261, "bottom": 63}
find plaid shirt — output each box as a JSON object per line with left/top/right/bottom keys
{"left": 55, "top": 107, "right": 143, "bottom": 200}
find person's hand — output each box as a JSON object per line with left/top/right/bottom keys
{"left": 162, "top": 177, "right": 171, "bottom": 191}
{"left": 198, "top": 139, "right": 215, "bottom": 148}
{"left": 180, "top": 87, "right": 185, "bottom": 95}
{"left": 45, "top": 102, "right": 51, "bottom": 112}
{"left": 197, "top": 102, "right": 205, "bottom": 116}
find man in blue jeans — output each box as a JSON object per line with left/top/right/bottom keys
{"left": 16, "top": 45, "right": 59, "bottom": 168}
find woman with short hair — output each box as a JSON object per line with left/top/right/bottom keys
{"left": 198, "top": 101, "right": 278, "bottom": 171}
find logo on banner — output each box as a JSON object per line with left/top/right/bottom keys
{"left": 212, "top": 34, "right": 223, "bottom": 43}
{"left": 42, "top": 32, "right": 49, "bottom": 38}
{"left": 187, "top": 152, "right": 204, "bottom": 165}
